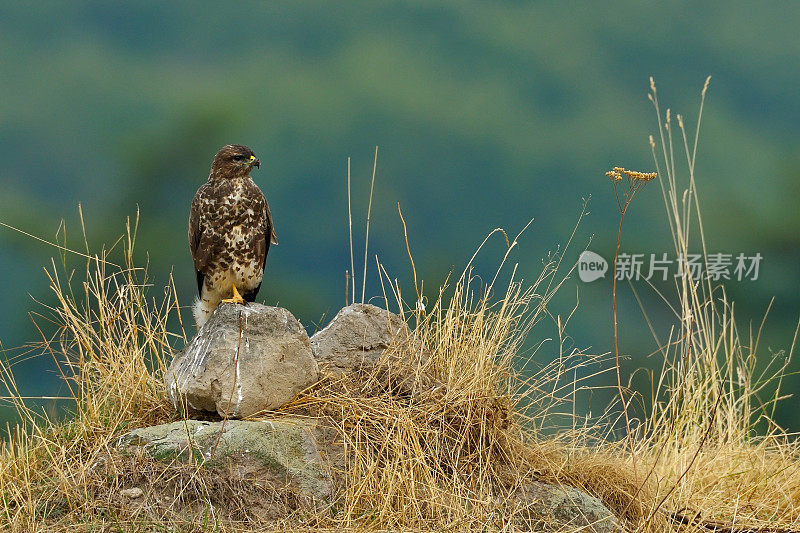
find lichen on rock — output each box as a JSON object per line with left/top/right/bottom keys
{"left": 117, "top": 418, "right": 332, "bottom": 504}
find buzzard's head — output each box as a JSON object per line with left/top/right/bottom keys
{"left": 209, "top": 144, "right": 261, "bottom": 180}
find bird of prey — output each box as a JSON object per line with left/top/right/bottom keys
{"left": 188, "top": 144, "right": 277, "bottom": 327}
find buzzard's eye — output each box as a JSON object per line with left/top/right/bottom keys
{"left": 232, "top": 155, "right": 245, "bottom": 162}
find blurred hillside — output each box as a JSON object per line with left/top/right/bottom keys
{"left": 0, "top": 2, "right": 798, "bottom": 426}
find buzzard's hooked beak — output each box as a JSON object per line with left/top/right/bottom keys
{"left": 249, "top": 155, "right": 260, "bottom": 168}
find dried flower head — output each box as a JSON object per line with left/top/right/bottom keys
{"left": 625, "top": 169, "right": 658, "bottom": 182}
{"left": 606, "top": 166, "right": 657, "bottom": 182}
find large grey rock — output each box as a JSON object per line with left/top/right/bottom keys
{"left": 310, "top": 303, "right": 416, "bottom": 377}
{"left": 117, "top": 418, "right": 332, "bottom": 503}
{"left": 510, "top": 481, "right": 622, "bottom": 532}
{"left": 165, "top": 303, "right": 319, "bottom": 418}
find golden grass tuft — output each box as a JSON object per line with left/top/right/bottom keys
{"left": 0, "top": 214, "right": 190, "bottom": 530}
{"left": 291, "top": 255, "right": 608, "bottom": 529}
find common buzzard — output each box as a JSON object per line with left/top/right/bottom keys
{"left": 189, "top": 144, "right": 277, "bottom": 326}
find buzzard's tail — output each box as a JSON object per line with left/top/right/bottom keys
{"left": 193, "top": 297, "right": 215, "bottom": 328}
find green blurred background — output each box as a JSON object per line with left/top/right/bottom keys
{"left": 0, "top": 2, "right": 798, "bottom": 427}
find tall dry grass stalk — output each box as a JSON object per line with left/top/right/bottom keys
{"left": 628, "top": 78, "right": 800, "bottom": 530}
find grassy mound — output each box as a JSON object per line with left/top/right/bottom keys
{"left": 1, "top": 80, "right": 799, "bottom": 531}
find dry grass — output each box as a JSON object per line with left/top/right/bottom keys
{"left": 0, "top": 209, "right": 636, "bottom": 531}
{"left": 0, "top": 79, "right": 798, "bottom": 532}
{"left": 617, "top": 78, "right": 800, "bottom": 531}
{"left": 288, "top": 233, "right": 634, "bottom": 530}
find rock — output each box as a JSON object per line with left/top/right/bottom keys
{"left": 117, "top": 418, "right": 332, "bottom": 503}
{"left": 120, "top": 487, "right": 144, "bottom": 499}
{"left": 510, "top": 481, "right": 622, "bottom": 532}
{"left": 165, "top": 303, "right": 319, "bottom": 418}
{"left": 310, "top": 303, "right": 416, "bottom": 377}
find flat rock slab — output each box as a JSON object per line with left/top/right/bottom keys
{"left": 511, "top": 480, "right": 622, "bottom": 532}
{"left": 165, "top": 303, "right": 319, "bottom": 418}
{"left": 117, "top": 418, "right": 332, "bottom": 503}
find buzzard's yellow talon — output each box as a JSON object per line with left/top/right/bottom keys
{"left": 222, "top": 285, "right": 246, "bottom": 305}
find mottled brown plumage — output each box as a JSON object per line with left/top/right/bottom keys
{"left": 189, "top": 144, "right": 277, "bottom": 326}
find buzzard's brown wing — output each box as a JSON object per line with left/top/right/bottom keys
{"left": 266, "top": 199, "right": 277, "bottom": 246}
{"left": 188, "top": 188, "right": 208, "bottom": 296}
{"left": 245, "top": 196, "right": 277, "bottom": 301}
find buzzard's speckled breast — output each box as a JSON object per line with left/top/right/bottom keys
{"left": 197, "top": 178, "right": 266, "bottom": 288}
